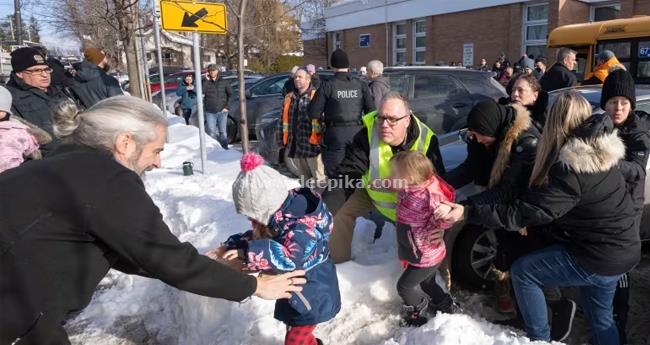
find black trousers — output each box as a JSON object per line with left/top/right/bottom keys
{"left": 397, "top": 265, "right": 449, "bottom": 307}
{"left": 321, "top": 125, "right": 361, "bottom": 178}
{"left": 613, "top": 272, "right": 630, "bottom": 344}
{"left": 182, "top": 108, "right": 192, "bottom": 125}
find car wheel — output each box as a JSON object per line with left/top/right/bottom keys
{"left": 227, "top": 116, "right": 238, "bottom": 144}
{"left": 452, "top": 225, "right": 498, "bottom": 290}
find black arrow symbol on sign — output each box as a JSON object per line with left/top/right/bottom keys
{"left": 181, "top": 8, "right": 208, "bottom": 27}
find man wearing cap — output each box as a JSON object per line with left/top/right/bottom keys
{"left": 6, "top": 47, "right": 69, "bottom": 156}
{"left": 308, "top": 48, "right": 375, "bottom": 179}
{"left": 72, "top": 47, "right": 123, "bottom": 108}
{"left": 583, "top": 50, "right": 622, "bottom": 85}
{"left": 203, "top": 64, "right": 232, "bottom": 150}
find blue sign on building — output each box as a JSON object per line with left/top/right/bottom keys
{"left": 359, "top": 34, "right": 371, "bottom": 48}
{"left": 640, "top": 47, "right": 650, "bottom": 58}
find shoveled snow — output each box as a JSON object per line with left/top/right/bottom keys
{"left": 65, "top": 116, "right": 557, "bottom": 345}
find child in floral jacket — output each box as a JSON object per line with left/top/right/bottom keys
{"left": 221, "top": 153, "right": 340, "bottom": 345}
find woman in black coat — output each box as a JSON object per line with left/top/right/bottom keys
{"left": 601, "top": 69, "right": 650, "bottom": 344}
{"left": 441, "top": 91, "right": 641, "bottom": 345}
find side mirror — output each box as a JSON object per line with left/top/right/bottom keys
{"left": 458, "top": 128, "right": 468, "bottom": 143}
{"left": 246, "top": 89, "right": 252, "bottom": 99}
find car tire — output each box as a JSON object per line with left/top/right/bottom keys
{"left": 227, "top": 116, "right": 238, "bottom": 144}
{"left": 452, "top": 225, "right": 498, "bottom": 290}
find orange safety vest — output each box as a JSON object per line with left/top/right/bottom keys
{"left": 281, "top": 89, "right": 318, "bottom": 146}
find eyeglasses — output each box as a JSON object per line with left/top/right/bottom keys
{"left": 375, "top": 113, "right": 410, "bottom": 126}
{"left": 22, "top": 67, "right": 52, "bottom": 76}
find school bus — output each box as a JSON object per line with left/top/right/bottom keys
{"left": 547, "top": 15, "right": 650, "bottom": 84}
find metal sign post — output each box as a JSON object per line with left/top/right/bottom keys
{"left": 153, "top": 0, "right": 167, "bottom": 114}
{"left": 193, "top": 32, "right": 208, "bottom": 174}
{"left": 160, "top": 0, "right": 228, "bottom": 174}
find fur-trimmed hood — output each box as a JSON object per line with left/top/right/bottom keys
{"left": 489, "top": 103, "right": 534, "bottom": 187}
{"left": 559, "top": 114, "right": 625, "bottom": 174}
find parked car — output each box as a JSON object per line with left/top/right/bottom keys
{"left": 256, "top": 66, "right": 506, "bottom": 166}
{"left": 443, "top": 85, "right": 650, "bottom": 290}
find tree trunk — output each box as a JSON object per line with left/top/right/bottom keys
{"left": 125, "top": 37, "right": 144, "bottom": 98}
{"left": 238, "top": 0, "right": 249, "bottom": 153}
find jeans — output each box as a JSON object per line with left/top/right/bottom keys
{"left": 511, "top": 244, "right": 621, "bottom": 344}
{"left": 205, "top": 111, "right": 229, "bottom": 149}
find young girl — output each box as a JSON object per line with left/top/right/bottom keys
{"left": 0, "top": 86, "right": 51, "bottom": 173}
{"left": 390, "top": 151, "right": 459, "bottom": 327}
{"left": 213, "top": 153, "right": 340, "bottom": 345}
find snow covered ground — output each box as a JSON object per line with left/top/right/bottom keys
{"left": 64, "top": 116, "right": 647, "bottom": 345}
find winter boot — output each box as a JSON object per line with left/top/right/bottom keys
{"left": 400, "top": 299, "right": 428, "bottom": 327}
{"left": 549, "top": 298, "right": 576, "bottom": 342}
{"left": 493, "top": 269, "right": 516, "bottom": 315}
{"left": 429, "top": 295, "right": 463, "bottom": 315}
{"left": 316, "top": 338, "right": 324, "bottom": 345}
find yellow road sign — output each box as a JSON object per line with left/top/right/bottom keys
{"left": 160, "top": 0, "right": 227, "bottom": 34}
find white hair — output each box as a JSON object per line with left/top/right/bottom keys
{"left": 53, "top": 95, "right": 167, "bottom": 152}
{"left": 367, "top": 60, "right": 384, "bottom": 75}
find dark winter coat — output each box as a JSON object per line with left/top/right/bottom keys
{"left": 72, "top": 61, "right": 123, "bottom": 108}
{"left": 279, "top": 86, "right": 320, "bottom": 158}
{"left": 6, "top": 73, "right": 68, "bottom": 156}
{"left": 225, "top": 188, "right": 341, "bottom": 326}
{"left": 176, "top": 82, "right": 197, "bottom": 110}
{"left": 465, "top": 114, "right": 641, "bottom": 276}
{"left": 203, "top": 75, "right": 232, "bottom": 113}
{"left": 446, "top": 104, "right": 539, "bottom": 204}
{"left": 0, "top": 145, "right": 257, "bottom": 344}
{"left": 335, "top": 114, "right": 445, "bottom": 179}
{"left": 540, "top": 63, "right": 577, "bottom": 92}
{"left": 368, "top": 76, "right": 391, "bottom": 110}
{"left": 616, "top": 112, "right": 650, "bottom": 214}
{"left": 308, "top": 72, "right": 375, "bottom": 126}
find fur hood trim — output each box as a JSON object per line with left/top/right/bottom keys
{"left": 489, "top": 104, "right": 532, "bottom": 188}
{"left": 558, "top": 129, "right": 625, "bottom": 174}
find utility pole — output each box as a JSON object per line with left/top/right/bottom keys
{"left": 14, "top": 0, "right": 23, "bottom": 45}
{"left": 152, "top": 0, "right": 166, "bottom": 114}
{"left": 238, "top": 0, "right": 249, "bottom": 153}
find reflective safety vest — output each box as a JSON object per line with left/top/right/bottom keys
{"left": 361, "top": 111, "right": 435, "bottom": 221}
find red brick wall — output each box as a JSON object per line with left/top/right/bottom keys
{"left": 303, "top": 38, "right": 328, "bottom": 68}
{"left": 334, "top": 23, "right": 390, "bottom": 69}
{"left": 633, "top": 0, "right": 650, "bottom": 15}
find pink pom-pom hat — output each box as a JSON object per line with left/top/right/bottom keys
{"left": 240, "top": 152, "right": 265, "bottom": 172}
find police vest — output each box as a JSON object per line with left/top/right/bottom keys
{"left": 361, "top": 111, "right": 435, "bottom": 221}
{"left": 324, "top": 77, "right": 365, "bottom": 125}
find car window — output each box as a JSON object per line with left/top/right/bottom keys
{"left": 150, "top": 75, "right": 160, "bottom": 83}
{"left": 413, "top": 74, "right": 466, "bottom": 99}
{"left": 252, "top": 76, "right": 288, "bottom": 96}
{"left": 636, "top": 100, "right": 650, "bottom": 115}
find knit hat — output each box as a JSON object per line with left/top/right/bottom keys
{"left": 601, "top": 69, "right": 636, "bottom": 110}
{"left": 84, "top": 47, "right": 106, "bottom": 65}
{"left": 597, "top": 50, "right": 615, "bottom": 63}
{"left": 466, "top": 100, "right": 510, "bottom": 137}
{"left": 207, "top": 64, "right": 218, "bottom": 71}
{"left": 10, "top": 47, "right": 48, "bottom": 73}
{"left": 0, "top": 86, "right": 12, "bottom": 119}
{"left": 521, "top": 57, "right": 535, "bottom": 71}
{"left": 330, "top": 49, "right": 350, "bottom": 69}
{"left": 305, "top": 64, "right": 316, "bottom": 74}
{"left": 232, "top": 153, "right": 292, "bottom": 225}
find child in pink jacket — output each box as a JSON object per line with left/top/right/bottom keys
{"left": 390, "top": 151, "right": 459, "bottom": 327}
{"left": 0, "top": 86, "right": 48, "bottom": 173}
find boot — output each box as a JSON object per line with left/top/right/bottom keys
{"left": 316, "top": 339, "right": 324, "bottom": 345}
{"left": 429, "top": 295, "right": 463, "bottom": 315}
{"left": 493, "top": 269, "right": 516, "bottom": 315}
{"left": 400, "top": 299, "right": 428, "bottom": 327}
{"left": 549, "top": 298, "right": 577, "bottom": 342}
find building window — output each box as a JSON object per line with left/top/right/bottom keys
{"left": 332, "top": 32, "right": 342, "bottom": 51}
{"left": 412, "top": 19, "right": 426, "bottom": 65}
{"left": 393, "top": 22, "right": 407, "bottom": 65}
{"left": 590, "top": 3, "right": 620, "bottom": 22}
{"left": 522, "top": 3, "right": 548, "bottom": 59}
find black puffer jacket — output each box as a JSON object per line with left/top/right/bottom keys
{"left": 616, "top": 111, "right": 650, "bottom": 214}
{"left": 72, "top": 61, "right": 123, "bottom": 108}
{"left": 6, "top": 73, "right": 68, "bottom": 155}
{"left": 465, "top": 114, "right": 641, "bottom": 276}
{"left": 446, "top": 104, "right": 540, "bottom": 205}
{"left": 0, "top": 145, "right": 257, "bottom": 344}
{"left": 203, "top": 75, "right": 232, "bottom": 113}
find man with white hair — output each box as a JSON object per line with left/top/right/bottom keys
{"left": 0, "top": 96, "right": 305, "bottom": 344}
{"left": 367, "top": 60, "right": 391, "bottom": 110}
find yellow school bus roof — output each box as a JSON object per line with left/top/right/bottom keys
{"left": 548, "top": 16, "right": 650, "bottom": 47}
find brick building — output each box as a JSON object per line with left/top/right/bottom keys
{"left": 303, "top": 0, "right": 650, "bottom": 69}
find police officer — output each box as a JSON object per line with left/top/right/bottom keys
{"left": 309, "top": 49, "right": 375, "bottom": 178}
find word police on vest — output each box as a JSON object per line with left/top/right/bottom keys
{"left": 337, "top": 90, "right": 359, "bottom": 98}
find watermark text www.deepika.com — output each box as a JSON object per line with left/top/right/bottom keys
{"left": 297, "top": 176, "right": 409, "bottom": 191}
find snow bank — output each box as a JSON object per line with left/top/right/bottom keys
{"left": 66, "top": 117, "right": 555, "bottom": 345}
